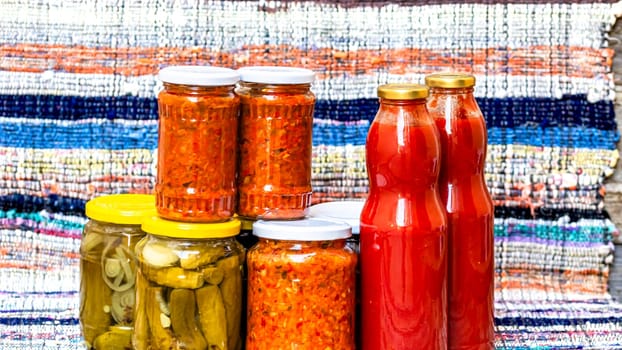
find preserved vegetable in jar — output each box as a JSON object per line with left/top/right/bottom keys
{"left": 247, "top": 219, "right": 356, "bottom": 350}
{"left": 426, "top": 73, "right": 494, "bottom": 350}
{"left": 80, "top": 194, "right": 155, "bottom": 349}
{"left": 134, "top": 217, "right": 245, "bottom": 350}
{"left": 156, "top": 65, "right": 240, "bottom": 222}
{"left": 236, "top": 66, "right": 315, "bottom": 220}
{"left": 360, "top": 84, "right": 447, "bottom": 350}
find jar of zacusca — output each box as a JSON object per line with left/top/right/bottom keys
{"left": 236, "top": 66, "right": 315, "bottom": 220}
{"left": 246, "top": 218, "right": 356, "bottom": 350}
{"left": 80, "top": 194, "right": 155, "bottom": 349}
{"left": 156, "top": 65, "right": 240, "bottom": 222}
{"left": 133, "top": 216, "right": 245, "bottom": 350}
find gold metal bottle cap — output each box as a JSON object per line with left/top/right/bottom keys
{"left": 425, "top": 73, "right": 476, "bottom": 88}
{"left": 377, "top": 84, "right": 429, "bottom": 100}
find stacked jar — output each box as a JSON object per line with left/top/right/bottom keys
{"left": 235, "top": 67, "right": 357, "bottom": 350}
{"left": 133, "top": 65, "right": 245, "bottom": 350}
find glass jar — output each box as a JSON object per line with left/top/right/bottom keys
{"left": 80, "top": 194, "right": 155, "bottom": 349}
{"left": 426, "top": 73, "right": 494, "bottom": 350}
{"left": 360, "top": 84, "right": 447, "bottom": 349}
{"left": 133, "top": 216, "right": 245, "bottom": 350}
{"left": 308, "top": 200, "right": 363, "bottom": 349}
{"left": 156, "top": 65, "right": 240, "bottom": 222}
{"left": 308, "top": 200, "right": 364, "bottom": 253}
{"left": 246, "top": 219, "right": 357, "bottom": 350}
{"left": 235, "top": 66, "right": 316, "bottom": 220}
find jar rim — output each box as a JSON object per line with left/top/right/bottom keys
{"left": 237, "top": 66, "right": 315, "bottom": 84}
{"left": 85, "top": 194, "right": 155, "bottom": 225}
{"left": 252, "top": 218, "right": 352, "bottom": 241}
{"left": 159, "top": 65, "right": 239, "bottom": 86}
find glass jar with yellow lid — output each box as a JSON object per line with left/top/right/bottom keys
{"left": 80, "top": 193, "right": 155, "bottom": 349}
{"left": 133, "top": 217, "right": 244, "bottom": 350}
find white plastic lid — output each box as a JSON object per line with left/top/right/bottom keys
{"left": 253, "top": 218, "right": 351, "bottom": 241}
{"left": 237, "top": 66, "right": 315, "bottom": 84}
{"left": 158, "top": 66, "right": 239, "bottom": 86}
{"left": 308, "top": 201, "right": 364, "bottom": 235}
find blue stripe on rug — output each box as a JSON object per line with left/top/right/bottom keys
{"left": 0, "top": 94, "right": 616, "bottom": 130}
{"left": 0, "top": 117, "right": 617, "bottom": 149}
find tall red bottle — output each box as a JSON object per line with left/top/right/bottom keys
{"left": 426, "top": 73, "right": 494, "bottom": 350}
{"left": 360, "top": 84, "right": 447, "bottom": 350}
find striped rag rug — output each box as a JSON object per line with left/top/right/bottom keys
{"left": 1, "top": 1, "right": 622, "bottom": 349}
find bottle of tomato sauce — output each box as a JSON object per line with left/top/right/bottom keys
{"left": 360, "top": 84, "right": 447, "bottom": 350}
{"left": 425, "top": 73, "right": 494, "bottom": 350}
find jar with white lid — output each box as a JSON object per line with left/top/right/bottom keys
{"left": 235, "top": 66, "right": 316, "bottom": 220}
{"left": 156, "top": 65, "right": 240, "bottom": 223}
{"left": 246, "top": 218, "right": 356, "bottom": 350}
{"left": 308, "top": 200, "right": 364, "bottom": 254}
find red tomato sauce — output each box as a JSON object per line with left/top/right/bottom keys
{"left": 360, "top": 93, "right": 447, "bottom": 350}
{"left": 429, "top": 89, "right": 494, "bottom": 350}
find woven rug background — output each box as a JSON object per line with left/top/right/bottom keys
{"left": 1, "top": 1, "right": 622, "bottom": 349}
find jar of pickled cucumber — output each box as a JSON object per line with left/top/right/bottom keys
{"left": 80, "top": 194, "right": 155, "bottom": 349}
{"left": 246, "top": 219, "right": 357, "bottom": 350}
{"left": 133, "top": 216, "right": 245, "bottom": 350}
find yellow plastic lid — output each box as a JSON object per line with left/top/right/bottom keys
{"left": 141, "top": 216, "right": 241, "bottom": 239}
{"left": 377, "top": 84, "right": 428, "bottom": 100}
{"left": 85, "top": 194, "right": 156, "bottom": 225}
{"left": 425, "top": 73, "right": 476, "bottom": 88}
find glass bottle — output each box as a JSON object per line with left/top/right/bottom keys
{"left": 426, "top": 73, "right": 494, "bottom": 350}
{"left": 156, "top": 65, "right": 240, "bottom": 222}
{"left": 80, "top": 194, "right": 155, "bottom": 349}
{"left": 246, "top": 219, "right": 356, "bottom": 350}
{"left": 235, "top": 66, "right": 315, "bottom": 220}
{"left": 360, "top": 84, "right": 447, "bottom": 350}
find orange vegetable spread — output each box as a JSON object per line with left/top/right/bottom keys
{"left": 236, "top": 67, "right": 315, "bottom": 220}
{"left": 156, "top": 66, "right": 240, "bottom": 222}
{"left": 246, "top": 220, "right": 356, "bottom": 350}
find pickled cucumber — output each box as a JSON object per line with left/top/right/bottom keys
{"left": 142, "top": 265, "right": 204, "bottom": 289}
{"left": 179, "top": 245, "right": 226, "bottom": 269}
{"left": 80, "top": 258, "right": 112, "bottom": 348}
{"left": 170, "top": 288, "right": 208, "bottom": 350}
{"left": 196, "top": 285, "right": 228, "bottom": 350}
{"left": 216, "top": 255, "right": 242, "bottom": 350}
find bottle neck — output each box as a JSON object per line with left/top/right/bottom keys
{"left": 375, "top": 98, "right": 430, "bottom": 124}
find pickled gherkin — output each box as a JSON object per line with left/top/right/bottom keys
{"left": 134, "top": 216, "right": 244, "bottom": 350}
